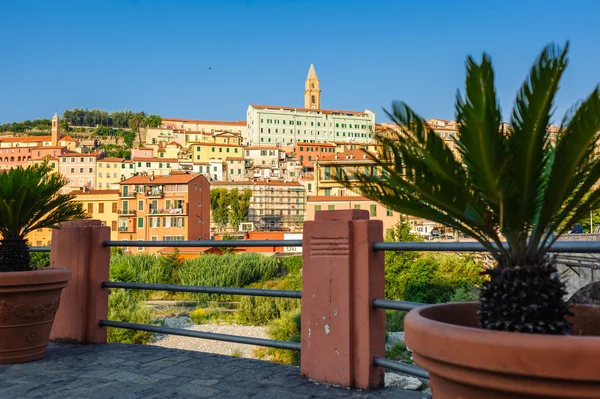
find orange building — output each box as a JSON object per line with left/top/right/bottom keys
{"left": 117, "top": 172, "right": 211, "bottom": 253}
{"left": 293, "top": 142, "right": 336, "bottom": 169}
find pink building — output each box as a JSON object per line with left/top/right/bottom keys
{"left": 59, "top": 153, "right": 102, "bottom": 192}
{"left": 132, "top": 147, "right": 154, "bottom": 159}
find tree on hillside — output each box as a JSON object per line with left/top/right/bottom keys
{"left": 122, "top": 130, "right": 136, "bottom": 148}
{"left": 128, "top": 112, "right": 147, "bottom": 147}
{"left": 146, "top": 115, "right": 162, "bottom": 128}
{"left": 384, "top": 216, "right": 423, "bottom": 299}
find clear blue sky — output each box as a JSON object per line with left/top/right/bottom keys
{"left": 1, "top": 0, "right": 599, "bottom": 125}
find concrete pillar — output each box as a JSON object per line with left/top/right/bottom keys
{"left": 49, "top": 220, "right": 110, "bottom": 344}
{"left": 301, "top": 210, "right": 385, "bottom": 389}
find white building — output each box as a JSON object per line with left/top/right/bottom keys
{"left": 245, "top": 64, "right": 376, "bottom": 146}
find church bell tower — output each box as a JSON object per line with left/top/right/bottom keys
{"left": 304, "top": 63, "right": 321, "bottom": 109}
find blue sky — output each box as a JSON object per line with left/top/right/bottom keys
{"left": 1, "top": 0, "right": 599, "bottom": 125}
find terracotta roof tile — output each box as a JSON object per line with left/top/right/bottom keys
{"left": 121, "top": 173, "right": 206, "bottom": 185}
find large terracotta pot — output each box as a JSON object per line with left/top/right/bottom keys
{"left": 0, "top": 267, "right": 71, "bottom": 364}
{"left": 404, "top": 302, "right": 600, "bottom": 399}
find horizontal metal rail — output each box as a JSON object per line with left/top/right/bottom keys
{"left": 372, "top": 241, "right": 600, "bottom": 253}
{"left": 372, "top": 298, "right": 426, "bottom": 311}
{"left": 102, "top": 281, "right": 302, "bottom": 299}
{"left": 104, "top": 239, "right": 303, "bottom": 248}
{"left": 29, "top": 246, "right": 51, "bottom": 252}
{"left": 373, "top": 356, "right": 429, "bottom": 379}
{"left": 100, "top": 320, "right": 301, "bottom": 351}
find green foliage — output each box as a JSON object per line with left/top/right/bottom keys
{"left": 30, "top": 252, "right": 50, "bottom": 268}
{"left": 0, "top": 163, "right": 88, "bottom": 272}
{"left": 62, "top": 108, "right": 144, "bottom": 128}
{"left": 190, "top": 308, "right": 211, "bottom": 324}
{"left": 146, "top": 115, "right": 162, "bottom": 128}
{"left": 179, "top": 253, "right": 279, "bottom": 289}
{"left": 404, "top": 281, "right": 455, "bottom": 304}
{"left": 279, "top": 256, "right": 302, "bottom": 274}
{"left": 450, "top": 286, "right": 479, "bottom": 302}
{"left": 385, "top": 310, "right": 406, "bottom": 332}
{"left": 98, "top": 144, "right": 131, "bottom": 159}
{"left": 210, "top": 188, "right": 252, "bottom": 231}
{"left": 236, "top": 270, "right": 301, "bottom": 325}
{"left": 107, "top": 289, "right": 153, "bottom": 344}
{"left": 341, "top": 43, "right": 599, "bottom": 333}
{"left": 0, "top": 119, "right": 52, "bottom": 133}
{"left": 236, "top": 297, "right": 280, "bottom": 325}
{"left": 385, "top": 341, "right": 413, "bottom": 365}
{"left": 123, "top": 131, "right": 136, "bottom": 148}
{"left": 128, "top": 112, "right": 147, "bottom": 146}
{"left": 255, "top": 311, "right": 301, "bottom": 365}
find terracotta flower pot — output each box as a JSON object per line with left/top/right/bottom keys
{"left": 404, "top": 302, "right": 600, "bottom": 399}
{"left": 0, "top": 267, "right": 71, "bottom": 364}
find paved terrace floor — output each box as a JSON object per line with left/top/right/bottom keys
{"left": 0, "top": 343, "right": 429, "bottom": 399}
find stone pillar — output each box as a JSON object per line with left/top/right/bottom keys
{"left": 49, "top": 220, "right": 110, "bottom": 344}
{"left": 301, "top": 210, "right": 385, "bottom": 390}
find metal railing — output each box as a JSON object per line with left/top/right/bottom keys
{"left": 100, "top": 239, "right": 303, "bottom": 352}
{"left": 34, "top": 238, "right": 600, "bottom": 382}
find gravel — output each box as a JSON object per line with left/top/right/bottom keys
{"left": 150, "top": 322, "right": 269, "bottom": 359}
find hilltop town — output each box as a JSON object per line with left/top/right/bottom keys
{"left": 0, "top": 64, "right": 562, "bottom": 250}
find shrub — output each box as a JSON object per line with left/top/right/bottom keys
{"left": 107, "top": 289, "right": 153, "bottom": 344}
{"left": 190, "top": 308, "right": 211, "bottom": 324}
{"left": 404, "top": 281, "right": 455, "bottom": 304}
{"left": 385, "top": 341, "right": 413, "bottom": 365}
{"left": 255, "top": 310, "right": 301, "bottom": 365}
{"left": 30, "top": 252, "right": 50, "bottom": 268}
{"left": 236, "top": 272, "right": 301, "bottom": 325}
{"left": 279, "top": 256, "right": 302, "bottom": 274}
{"left": 385, "top": 310, "right": 406, "bottom": 332}
{"left": 450, "top": 286, "right": 479, "bottom": 302}
{"left": 236, "top": 297, "right": 280, "bottom": 325}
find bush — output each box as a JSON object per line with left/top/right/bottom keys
{"left": 107, "top": 289, "right": 153, "bottom": 344}
{"left": 385, "top": 341, "right": 413, "bottom": 365}
{"left": 385, "top": 310, "right": 406, "bottom": 332}
{"left": 279, "top": 256, "right": 302, "bottom": 274}
{"left": 255, "top": 310, "right": 301, "bottom": 365}
{"left": 450, "top": 285, "right": 479, "bottom": 302}
{"left": 190, "top": 308, "right": 235, "bottom": 325}
{"left": 30, "top": 252, "right": 50, "bottom": 268}
{"left": 236, "top": 272, "right": 301, "bottom": 325}
{"left": 404, "top": 281, "right": 455, "bottom": 304}
{"left": 190, "top": 308, "right": 211, "bottom": 324}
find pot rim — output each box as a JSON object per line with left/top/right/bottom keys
{"left": 0, "top": 267, "right": 72, "bottom": 286}
{"left": 404, "top": 302, "right": 600, "bottom": 380}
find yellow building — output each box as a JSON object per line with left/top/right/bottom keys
{"left": 97, "top": 158, "right": 136, "bottom": 190}
{"left": 313, "top": 149, "right": 385, "bottom": 197}
{"left": 26, "top": 188, "right": 120, "bottom": 246}
{"left": 190, "top": 137, "right": 243, "bottom": 165}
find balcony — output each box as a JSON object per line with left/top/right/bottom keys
{"left": 117, "top": 209, "right": 136, "bottom": 216}
{"left": 145, "top": 188, "right": 164, "bottom": 198}
{"left": 117, "top": 225, "right": 135, "bottom": 232}
{"left": 118, "top": 191, "right": 135, "bottom": 198}
{"left": 149, "top": 207, "right": 184, "bottom": 215}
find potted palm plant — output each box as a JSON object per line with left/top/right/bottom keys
{"left": 0, "top": 162, "right": 87, "bottom": 363}
{"left": 342, "top": 43, "right": 600, "bottom": 398}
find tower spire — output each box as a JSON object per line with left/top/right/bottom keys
{"left": 304, "top": 63, "right": 321, "bottom": 109}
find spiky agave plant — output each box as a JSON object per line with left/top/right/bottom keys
{"left": 340, "top": 42, "right": 600, "bottom": 334}
{"left": 0, "top": 162, "right": 88, "bottom": 272}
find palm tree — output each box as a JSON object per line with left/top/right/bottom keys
{"left": 340, "top": 42, "right": 600, "bottom": 334}
{"left": 0, "top": 162, "right": 88, "bottom": 272}
{"left": 128, "top": 112, "right": 147, "bottom": 147}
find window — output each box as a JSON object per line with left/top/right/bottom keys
{"left": 386, "top": 207, "right": 393, "bottom": 216}
{"left": 106, "top": 163, "right": 110, "bottom": 168}
{"left": 99, "top": 172, "right": 103, "bottom": 178}
{"left": 315, "top": 205, "right": 321, "bottom": 211}
{"left": 87, "top": 203, "right": 93, "bottom": 214}
{"left": 70, "top": 168, "right": 75, "bottom": 173}
{"left": 111, "top": 221, "right": 117, "bottom": 231}
{"left": 370, "top": 204, "right": 377, "bottom": 217}
{"left": 88, "top": 168, "right": 93, "bottom": 173}
{"left": 146, "top": 162, "right": 151, "bottom": 167}
{"left": 328, "top": 205, "right": 335, "bottom": 211}
{"left": 308, "top": 183, "right": 312, "bottom": 190}
{"left": 79, "top": 168, "right": 83, "bottom": 173}
{"left": 112, "top": 203, "right": 117, "bottom": 213}
{"left": 354, "top": 204, "right": 361, "bottom": 210}
{"left": 138, "top": 200, "right": 144, "bottom": 211}
{"left": 99, "top": 203, "right": 104, "bottom": 213}
{"left": 137, "top": 217, "right": 144, "bottom": 228}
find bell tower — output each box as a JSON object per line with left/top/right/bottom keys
{"left": 304, "top": 63, "right": 321, "bottom": 109}
{"left": 51, "top": 112, "right": 60, "bottom": 146}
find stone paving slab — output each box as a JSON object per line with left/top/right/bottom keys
{"left": 0, "top": 343, "right": 429, "bottom": 399}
